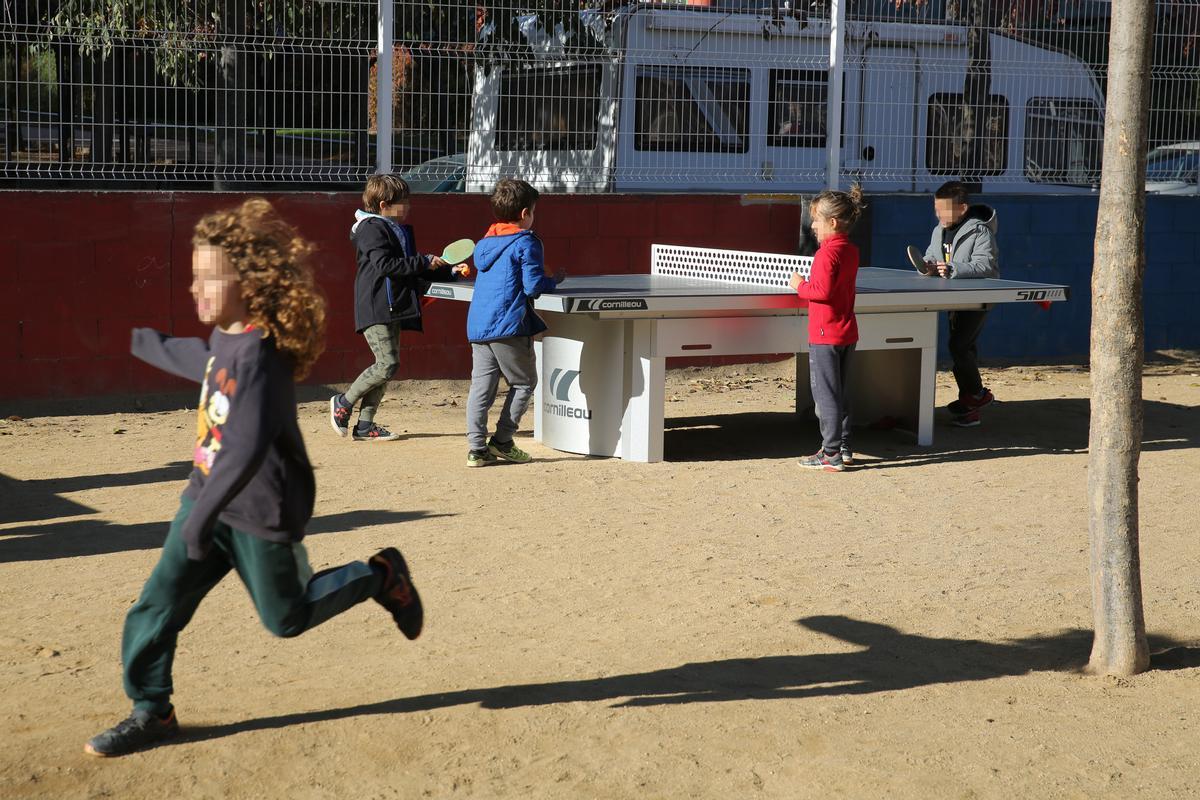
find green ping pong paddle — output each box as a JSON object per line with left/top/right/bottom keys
{"left": 441, "top": 238, "right": 475, "bottom": 265}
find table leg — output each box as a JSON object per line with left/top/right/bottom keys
{"left": 620, "top": 319, "right": 665, "bottom": 462}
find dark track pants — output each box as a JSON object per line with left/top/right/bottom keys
{"left": 121, "top": 497, "right": 382, "bottom": 714}
{"left": 948, "top": 310, "right": 988, "bottom": 397}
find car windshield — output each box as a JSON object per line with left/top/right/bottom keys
{"left": 1146, "top": 147, "right": 1199, "bottom": 182}
{"left": 400, "top": 157, "right": 464, "bottom": 192}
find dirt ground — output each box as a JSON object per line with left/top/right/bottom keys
{"left": 1, "top": 354, "right": 1199, "bottom": 800}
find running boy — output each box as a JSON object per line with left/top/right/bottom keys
{"left": 464, "top": 178, "right": 562, "bottom": 467}
{"left": 789, "top": 186, "right": 865, "bottom": 472}
{"left": 85, "top": 199, "right": 423, "bottom": 758}
{"left": 330, "top": 174, "right": 465, "bottom": 442}
{"left": 917, "top": 180, "right": 999, "bottom": 427}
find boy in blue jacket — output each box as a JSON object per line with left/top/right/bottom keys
{"left": 464, "top": 179, "right": 563, "bottom": 467}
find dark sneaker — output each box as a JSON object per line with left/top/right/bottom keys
{"left": 352, "top": 422, "right": 401, "bottom": 442}
{"left": 799, "top": 450, "right": 845, "bottom": 472}
{"left": 487, "top": 437, "right": 532, "bottom": 463}
{"left": 947, "top": 388, "right": 994, "bottom": 415}
{"left": 840, "top": 446, "right": 854, "bottom": 466}
{"left": 467, "top": 448, "right": 498, "bottom": 467}
{"left": 84, "top": 708, "right": 179, "bottom": 757}
{"left": 330, "top": 394, "right": 352, "bottom": 437}
{"left": 369, "top": 547, "right": 423, "bottom": 640}
{"left": 952, "top": 409, "right": 981, "bottom": 427}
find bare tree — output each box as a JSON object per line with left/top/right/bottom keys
{"left": 1086, "top": 0, "right": 1154, "bottom": 677}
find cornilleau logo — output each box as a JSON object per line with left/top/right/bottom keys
{"left": 549, "top": 368, "right": 579, "bottom": 401}
{"left": 577, "top": 298, "right": 649, "bottom": 312}
{"left": 426, "top": 285, "right": 454, "bottom": 298}
{"left": 545, "top": 368, "right": 591, "bottom": 419}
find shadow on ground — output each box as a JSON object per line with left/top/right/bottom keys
{"left": 664, "top": 398, "right": 1197, "bottom": 464}
{"left": 0, "top": 508, "right": 450, "bottom": 563}
{"left": 0, "top": 463, "right": 193, "bottom": 525}
{"left": 177, "top": 615, "right": 1191, "bottom": 746}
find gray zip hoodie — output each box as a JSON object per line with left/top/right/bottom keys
{"left": 923, "top": 204, "right": 999, "bottom": 279}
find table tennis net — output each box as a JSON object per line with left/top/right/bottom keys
{"left": 652, "top": 245, "right": 813, "bottom": 287}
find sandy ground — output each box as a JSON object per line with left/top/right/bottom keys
{"left": 1, "top": 354, "right": 1199, "bottom": 800}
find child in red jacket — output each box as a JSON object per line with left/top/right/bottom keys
{"left": 789, "top": 186, "right": 865, "bottom": 472}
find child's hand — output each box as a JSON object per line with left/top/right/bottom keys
{"left": 453, "top": 264, "right": 471, "bottom": 278}
{"left": 428, "top": 256, "right": 449, "bottom": 269}
{"left": 933, "top": 261, "right": 951, "bottom": 277}
{"left": 789, "top": 271, "right": 804, "bottom": 290}
{"left": 554, "top": 269, "right": 568, "bottom": 284}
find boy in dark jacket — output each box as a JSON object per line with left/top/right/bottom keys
{"left": 330, "top": 175, "right": 463, "bottom": 441}
{"left": 917, "top": 180, "right": 1000, "bottom": 427}
{"left": 464, "top": 178, "right": 563, "bottom": 467}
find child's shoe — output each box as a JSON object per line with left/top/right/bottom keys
{"left": 799, "top": 449, "right": 845, "bottom": 472}
{"left": 329, "top": 394, "right": 353, "bottom": 437}
{"left": 467, "top": 448, "right": 498, "bottom": 467}
{"left": 946, "top": 388, "right": 994, "bottom": 416}
{"left": 952, "top": 409, "right": 981, "bottom": 427}
{"left": 353, "top": 422, "right": 401, "bottom": 442}
{"left": 369, "top": 547, "right": 423, "bottom": 640}
{"left": 487, "top": 437, "right": 532, "bottom": 463}
{"left": 84, "top": 708, "right": 179, "bottom": 757}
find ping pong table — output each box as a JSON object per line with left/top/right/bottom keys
{"left": 428, "top": 245, "right": 1069, "bottom": 463}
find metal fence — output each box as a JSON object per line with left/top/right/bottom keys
{"left": 2, "top": 1, "right": 1198, "bottom": 193}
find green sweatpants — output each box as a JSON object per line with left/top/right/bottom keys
{"left": 121, "top": 497, "right": 382, "bottom": 714}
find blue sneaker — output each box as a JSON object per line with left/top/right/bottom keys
{"left": 353, "top": 422, "right": 401, "bottom": 442}
{"left": 329, "top": 394, "right": 353, "bottom": 437}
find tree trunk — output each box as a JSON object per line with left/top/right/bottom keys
{"left": 214, "top": 0, "right": 249, "bottom": 189}
{"left": 1086, "top": 0, "right": 1154, "bottom": 677}
{"left": 960, "top": 0, "right": 992, "bottom": 186}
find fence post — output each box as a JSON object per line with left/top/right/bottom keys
{"left": 376, "top": 0, "right": 393, "bottom": 174}
{"left": 825, "top": 0, "right": 846, "bottom": 190}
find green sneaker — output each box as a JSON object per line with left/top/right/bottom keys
{"left": 467, "top": 448, "right": 498, "bottom": 467}
{"left": 488, "top": 437, "right": 532, "bottom": 463}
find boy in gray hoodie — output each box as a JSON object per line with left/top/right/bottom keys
{"left": 917, "top": 181, "right": 999, "bottom": 427}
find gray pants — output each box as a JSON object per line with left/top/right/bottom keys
{"left": 809, "top": 343, "right": 855, "bottom": 454}
{"left": 345, "top": 323, "right": 402, "bottom": 424}
{"left": 466, "top": 337, "right": 537, "bottom": 451}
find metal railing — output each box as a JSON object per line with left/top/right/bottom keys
{"left": 2, "top": 1, "right": 1198, "bottom": 193}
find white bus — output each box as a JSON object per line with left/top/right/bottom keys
{"left": 466, "top": 3, "right": 1105, "bottom": 194}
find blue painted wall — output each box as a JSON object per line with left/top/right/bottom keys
{"left": 868, "top": 194, "right": 1200, "bottom": 360}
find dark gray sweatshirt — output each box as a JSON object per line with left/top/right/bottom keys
{"left": 131, "top": 327, "right": 315, "bottom": 560}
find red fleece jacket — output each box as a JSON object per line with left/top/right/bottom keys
{"left": 794, "top": 233, "right": 859, "bottom": 346}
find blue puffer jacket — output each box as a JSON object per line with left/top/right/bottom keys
{"left": 466, "top": 229, "right": 559, "bottom": 342}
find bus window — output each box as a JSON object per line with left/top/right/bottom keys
{"left": 767, "top": 69, "right": 828, "bottom": 149}
{"left": 926, "top": 92, "right": 1009, "bottom": 176}
{"left": 1024, "top": 98, "right": 1103, "bottom": 185}
{"left": 633, "top": 66, "right": 750, "bottom": 154}
{"left": 496, "top": 64, "right": 602, "bottom": 152}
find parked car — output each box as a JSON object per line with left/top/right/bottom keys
{"left": 1145, "top": 141, "right": 1199, "bottom": 194}
{"left": 400, "top": 153, "right": 466, "bottom": 192}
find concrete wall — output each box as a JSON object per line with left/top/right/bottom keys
{"left": 0, "top": 192, "right": 802, "bottom": 399}
{"left": 869, "top": 194, "right": 1200, "bottom": 360}
{"left": 1, "top": 191, "right": 1196, "bottom": 399}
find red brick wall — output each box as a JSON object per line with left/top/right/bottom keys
{"left": 0, "top": 192, "right": 802, "bottom": 398}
